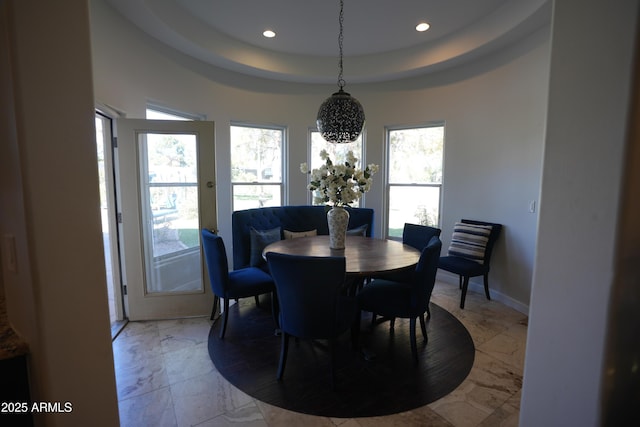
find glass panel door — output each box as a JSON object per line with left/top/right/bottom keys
{"left": 117, "top": 119, "right": 216, "bottom": 320}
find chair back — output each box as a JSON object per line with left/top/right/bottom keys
{"left": 461, "top": 219, "right": 502, "bottom": 266}
{"left": 201, "top": 229, "right": 230, "bottom": 297}
{"left": 411, "top": 236, "right": 442, "bottom": 312}
{"left": 266, "top": 252, "right": 347, "bottom": 339}
{"left": 402, "top": 223, "right": 442, "bottom": 251}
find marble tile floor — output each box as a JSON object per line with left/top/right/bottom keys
{"left": 112, "top": 280, "right": 528, "bottom": 427}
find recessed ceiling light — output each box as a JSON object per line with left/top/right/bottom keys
{"left": 263, "top": 29, "right": 276, "bottom": 38}
{"left": 416, "top": 22, "right": 430, "bottom": 32}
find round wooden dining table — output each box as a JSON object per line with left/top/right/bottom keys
{"left": 263, "top": 235, "right": 420, "bottom": 278}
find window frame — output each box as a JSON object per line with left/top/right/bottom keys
{"left": 385, "top": 122, "right": 445, "bottom": 240}
{"left": 230, "top": 122, "right": 286, "bottom": 211}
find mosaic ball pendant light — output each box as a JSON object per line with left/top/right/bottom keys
{"left": 317, "top": 89, "right": 365, "bottom": 143}
{"left": 316, "top": 0, "right": 365, "bottom": 144}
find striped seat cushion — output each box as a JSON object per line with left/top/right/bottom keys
{"left": 447, "top": 222, "right": 493, "bottom": 264}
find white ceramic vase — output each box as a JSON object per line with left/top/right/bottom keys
{"left": 327, "top": 206, "right": 349, "bottom": 249}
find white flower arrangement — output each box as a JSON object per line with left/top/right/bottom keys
{"left": 300, "top": 150, "right": 379, "bottom": 207}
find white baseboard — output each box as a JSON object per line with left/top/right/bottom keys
{"left": 436, "top": 271, "right": 530, "bottom": 315}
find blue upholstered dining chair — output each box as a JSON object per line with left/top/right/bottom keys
{"left": 402, "top": 223, "right": 442, "bottom": 252}
{"left": 370, "top": 223, "right": 441, "bottom": 327}
{"left": 437, "top": 219, "right": 502, "bottom": 309}
{"left": 382, "top": 223, "right": 441, "bottom": 285}
{"left": 201, "top": 229, "right": 275, "bottom": 339}
{"left": 265, "top": 252, "right": 358, "bottom": 388}
{"left": 357, "top": 236, "right": 442, "bottom": 363}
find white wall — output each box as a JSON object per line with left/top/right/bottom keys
{"left": 90, "top": 0, "right": 550, "bottom": 311}
{"left": 520, "top": 0, "right": 638, "bottom": 426}
{"left": 1, "top": 0, "right": 120, "bottom": 425}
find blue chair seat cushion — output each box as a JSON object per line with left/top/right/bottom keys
{"left": 227, "top": 267, "right": 274, "bottom": 299}
{"left": 438, "top": 255, "right": 489, "bottom": 276}
{"left": 358, "top": 279, "right": 422, "bottom": 318}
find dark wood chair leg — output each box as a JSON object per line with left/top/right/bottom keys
{"left": 460, "top": 276, "right": 470, "bottom": 309}
{"left": 483, "top": 273, "right": 491, "bottom": 300}
{"left": 370, "top": 312, "right": 377, "bottom": 326}
{"left": 254, "top": 295, "right": 260, "bottom": 307}
{"left": 419, "top": 313, "right": 428, "bottom": 343}
{"left": 277, "top": 333, "right": 290, "bottom": 380}
{"left": 219, "top": 298, "right": 230, "bottom": 339}
{"left": 271, "top": 291, "right": 280, "bottom": 330}
{"left": 409, "top": 317, "right": 418, "bottom": 364}
{"left": 389, "top": 317, "right": 396, "bottom": 331}
{"left": 210, "top": 295, "right": 219, "bottom": 320}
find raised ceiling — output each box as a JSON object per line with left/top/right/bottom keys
{"left": 105, "top": 0, "right": 551, "bottom": 84}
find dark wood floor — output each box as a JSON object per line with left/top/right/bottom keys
{"left": 208, "top": 295, "right": 475, "bottom": 418}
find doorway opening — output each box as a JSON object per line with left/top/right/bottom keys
{"left": 95, "top": 111, "right": 126, "bottom": 338}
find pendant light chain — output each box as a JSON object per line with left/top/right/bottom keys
{"left": 337, "top": 0, "right": 345, "bottom": 90}
{"left": 316, "top": 0, "right": 365, "bottom": 143}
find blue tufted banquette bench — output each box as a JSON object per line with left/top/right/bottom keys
{"left": 231, "top": 205, "right": 374, "bottom": 270}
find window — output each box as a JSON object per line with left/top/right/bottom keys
{"left": 308, "top": 130, "right": 364, "bottom": 206}
{"left": 231, "top": 124, "right": 284, "bottom": 211}
{"left": 386, "top": 125, "right": 444, "bottom": 238}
